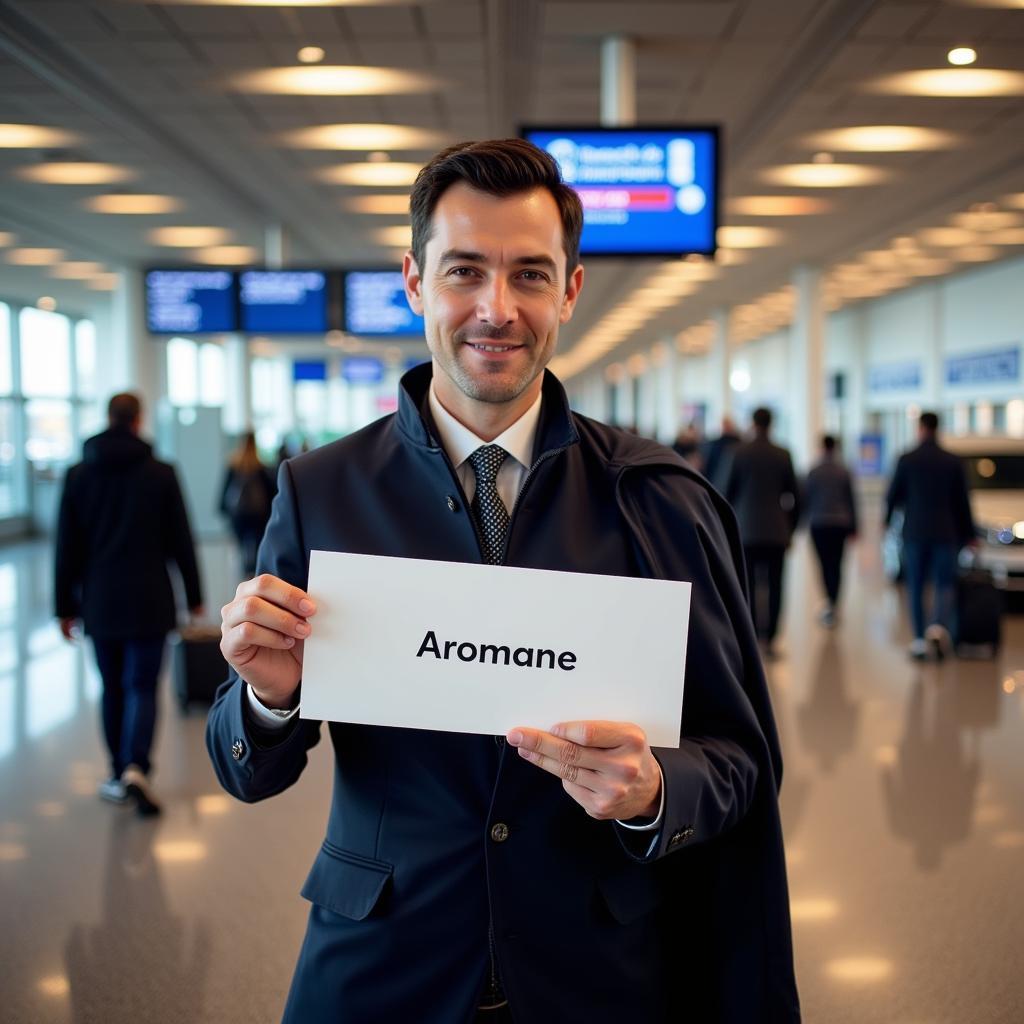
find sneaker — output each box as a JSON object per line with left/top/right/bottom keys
{"left": 98, "top": 778, "right": 128, "bottom": 804}
{"left": 925, "top": 624, "right": 951, "bottom": 662}
{"left": 908, "top": 638, "right": 928, "bottom": 661}
{"left": 121, "top": 764, "right": 162, "bottom": 817}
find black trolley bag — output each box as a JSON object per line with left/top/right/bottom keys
{"left": 955, "top": 561, "right": 1002, "bottom": 659}
{"left": 171, "top": 625, "right": 229, "bottom": 710}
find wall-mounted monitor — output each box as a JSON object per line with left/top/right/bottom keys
{"left": 521, "top": 126, "right": 720, "bottom": 257}
{"left": 343, "top": 270, "right": 425, "bottom": 337}
{"left": 239, "top": 270, "right": 333, "bottom": 334}
{"left": 145, "top": 269, "right": 238, "bottom": 334}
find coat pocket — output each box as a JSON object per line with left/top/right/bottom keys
{"left": 300, "top": 840, "right": 394, "bottom": 921}
{"left": 596, "top": 861, "right": 663, "bottom": 925}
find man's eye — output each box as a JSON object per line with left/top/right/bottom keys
{"left": 519, "top": 271, "right": 548, "bottom": 283}
{"left": 449, "top": 266, "right": 477, "bottom": 277}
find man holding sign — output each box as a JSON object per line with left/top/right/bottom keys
{"left": 208, "top": 139, "right": 799, "bottom": 1023}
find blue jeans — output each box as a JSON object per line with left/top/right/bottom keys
{"left": 92, "top": 636, "right": 167, "bottom": 778}
{"left": 902, "top": 541, "right": 958, "bottom": 641}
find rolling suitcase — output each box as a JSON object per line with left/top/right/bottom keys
{"left": 954, "top": 566, "right": 1002, "bottom": 660}
{"left": 171, "top": 626, "right": 229, "bottom": 711}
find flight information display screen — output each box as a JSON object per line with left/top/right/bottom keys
{"left": 239, "top": 270, "right": 329, "bottom": 333}
{"left": 522, "top": 126, "right": 719, "bottom": 257}
{"left": 343, "top": 270, "right": 425, "bottom": 337}
{"left": 145, "top": 270, "right": 237, "bottom": 333}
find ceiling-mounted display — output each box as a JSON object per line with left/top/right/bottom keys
{"left": 239, "top": 270, "right": 333, "bottom": 333}
{"left": 145, "top": 269, "right": 237, "bottom": 334}
{"left": 342, "top": 270, "right": 425, "bottom": 337}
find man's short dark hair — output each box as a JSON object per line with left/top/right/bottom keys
{"left": 919, "top": 411, "right": 939, "bottom": 433}
{"left": 108, "top": 392, "right": 141, "bottom": 429}
{"left": 822, "top": 434, "right": 836, "bottom": 452}
{"left": 409, "top": 139, "right": 584, "bottom": 278}
{"left": 752, "top": 407, "right": 772, "bottom": 431}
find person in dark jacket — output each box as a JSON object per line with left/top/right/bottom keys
{"left": 207, "top": 139, "right": 799, "bottom": 1023}
{"left": 219, "top": 430, "right": 276, "bottom": 578}
{"left": 724, "top": 407, "right": 801, "bottom": 656}
{"left": 701, "top": 414, "right": 741, "bottom": 492}
{"left": 885, "top": 411, "right": 975, "bottom": 660}
{"left": 55, "top": 392, "right": 203, "bottom": 815}
{"left": 803, "top": 434, "right": 858, "bottom": 627}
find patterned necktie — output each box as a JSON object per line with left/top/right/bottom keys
{"left": 467, "top": 444, "right": 510, "bottom": 565}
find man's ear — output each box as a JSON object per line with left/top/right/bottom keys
{"left": 559, "top": 262, "right": 585, "bottom": 324}
{"left": 403, "top": 251, "right": 424, "bottom": 315}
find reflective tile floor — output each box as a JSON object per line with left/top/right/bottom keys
{"left": 0, "top": 526, "right": 1021, "bottom": 1023}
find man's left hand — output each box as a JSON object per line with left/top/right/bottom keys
{"left": 507, "top": 721, "right": 661, "bottom": 821}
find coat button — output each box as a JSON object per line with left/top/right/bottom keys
{"left": 231, "top": 738, "right": 245, "bottom": 761}
{"left": 490, "top": 822, "right": 510, "bottom": 843}
{"left": 446, "top": 495, "right": 458, "bottom": 512}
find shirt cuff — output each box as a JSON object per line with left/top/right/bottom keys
{"left": 616, "top": 763, "right": 665, "bottom": 832}
{"left": 246, "top": 684, "right": 299, "bottom": 728}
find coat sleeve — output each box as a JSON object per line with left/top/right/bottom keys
{"left": 205, "top": 460, "right": 323, "bottom": 803}
{"left": 164, "top": 466, "right": 203, "bottom": 610}
{"left": 54, "top": 466, "right": 83, "bottom": 619}
{"left": 613, "top": 468, "right": 780, "bottom": 864}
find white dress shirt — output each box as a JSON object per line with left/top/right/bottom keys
{"left": 246, "top": 383, "right": 664, "bottom": 840}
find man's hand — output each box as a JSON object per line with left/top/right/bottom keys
{"left": 59, "top": 617, "right": 79, "bottom": 643}
{"left": 507, "top": 721, "right": 661, "bottom": 821}
{"left": 220, "top": 574, "right": 316, "bottom": 711}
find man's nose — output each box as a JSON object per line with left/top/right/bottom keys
{"left": 476, "top": 277, "right": 516, "bottom": 326}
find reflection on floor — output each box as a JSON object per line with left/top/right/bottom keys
{"left": 0, "top": 532, "right": 1021, "bottom": 1023}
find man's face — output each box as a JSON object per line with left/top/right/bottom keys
{"left": 403, "top": 182, "right": 583, "bottom": 414}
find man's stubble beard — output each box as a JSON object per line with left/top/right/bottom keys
{"left": 437, "top": 326, "right": 553, "bottom": 405}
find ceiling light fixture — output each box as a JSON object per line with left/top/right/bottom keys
{"left": 801, "top": 125, "right": 960, "bottom": 152}
{"left": 5, "top": 247, "right": 65, "bottom": 265}
{"left": 49, "top": 262, "right": 105, "bottom": 279}
{"left": 864, "top": 68, "right": 1024, "bottom": 97}
{"left": 37, "top": 296, "right": 57, "bottom": 312}
{"left": 279, "top": 123, "right": 446, "bottom": 151}
{"left": 190, "top": 245, "right": 261, "bottom": 265}
{"left": 727, "top": 196, "right": 832, "bottom": 216}
{"left": 717, "top": 226, "right": 784, "bottom": 248}
{"left": 86, "top": 274, "right": 120, "bottom": 291}
{"left": 759, "top": 164, "right": 890, "bottom": 187}
{"left": 341, "top": 194, "right": 410, "bottom": 214}
{"left": 227, "top": 65, "right": 437, "bottom": 97}
{"left": 297, "top": 46, "right": 325, "bottom": 64}
{"left": 370, "top": 226, "right": 412, "bottom": 247}
{"left": 0, "top": 232, "right": 16, "bottom": 247}
{"left": 316, "top": 162, "right": 421, "bottom": 187}
{"left": 84, "top": 193, "right": 183, "bottom": 214}
{"left": 947, "top": 47, "right": 977, "bottom": 66}
{"left": 0, "top": 123, "right": 79, "bottom": 148}
{"left": 15, "top": 162, "right": 136, "bottom": 185}
{"left": 148, "top": 226, "right": 233, "bottom": 247}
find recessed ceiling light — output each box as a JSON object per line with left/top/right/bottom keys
{"left": 148, "top": 226, "right": 233, "bottom": 247}
{"left": 917, "top": 227, "right": 980, "bottom": 246}
{"left": 864, "top": 68, "right": 1024, "bottom": 97}
{"left": 947, "top": 47, "right": 977, "bottom": 66}
{"left": 279, "top": 123, "right": 446, "bottom": 151}
{"left": 0, "top": 123, "right": 79, "bottom": 148}
{"left": 727, "top": 196, "right": 833, "bottom": 216}
{"left": 759, "top": 164, "right": 890, "bottom": 187}
{"left": 717, "top": 226, "right": 784, "bottom": 248}
{"left": 950, "top": 209, "right": 1022, "bottom": 231}
{"left": 86, "top": 273, "right": 120, "bottom": 291}
{"left": 341, "top": 194, "right": 410, "bottom": 214}
{"left": 0, "top": 232, "right": 16, "bottom": 246}
{"left": 811, "top": 152, "right": 834, "bottom": 164}
{"left": 49, "top": 261, "right": 105, "bottom": 279}
{"left": 801, "top": 125, "right": 960, "bottom": 152}
{"left": 316, "top": 162, "right": 421, "bottom": 187}
{"left": 371, "top": 225, "right": 412, "bottom": 247}
{"left": 824, "top": 957, "right": 893, "bottom": 983}
{"left": 987, "top": 228, "right": 1024, "bottom": 245}
{"left": 84, "top": 193, "right": 184, "bottom": 214}
{"left": 15, "top": 162, "right": 136, "bottom": 185}
{"left": 5, "top": 247, "right": 65, "bottom": 265}
{"left": 191, "top": 245, "right": 260, "bottom": 265}
{"left": 37, "top": 296, "right": 57, "bottom": 311}
{"left": 297, "top": 46, "right": 325, "bottom": 64}
{"left": 227, "top": 66, "right": 437, "bottom": 96}
{"left": 954, "top": 245, "right": 998, "bottom": 262}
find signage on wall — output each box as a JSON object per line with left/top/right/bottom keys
{"left": 342, "top": 357, "right": 384, "bottom": 384}
{"left": 867, "top": 361, "right": 922, "bottom": 393}
{"left": 857, "top": 433, "right": 885, "bottom": 476}
{"left": 945, "top": 345, "right": 1020, "bottom": 386}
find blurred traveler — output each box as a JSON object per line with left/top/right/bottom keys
{"left": 803, "top": 435, "right": 858, "bottom": 627}
{"left": 724, "top": 407, "right": 801, "bottom": 657}
{"left": 207, "top": 139, "right": 798, "bottom": 1023}
{"left": 55, "top": 392, "right": 203, "bottom": 816}
{"left": 671, "top": 420, "right": 704, "bottom": 471}
{"left": 219, "top": 431, "right": 276, "bottom": 578}
{"left": 885, "top": 411, "right": 975, "bottom": 661}
{"left": 702, "top": 414, "right": 741, "bottom": 491}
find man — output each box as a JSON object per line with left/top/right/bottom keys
{"left": 56, "top": 392, "right": 203, "bottom": 815}
{"left": 207, "top": 140, "right": 799, "bottom": 1023}
{"left": 885, "top": 411, "right": 975, "bottom": 660}
{"left": 724, "top": 407, "right": 801, "bottom": 657}
{"left": 803, "top": 434, "right": 858, "bottom": 627}
{"left": 701, "top": 413, "right": 741, "bottom": 492}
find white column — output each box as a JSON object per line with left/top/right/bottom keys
{"left": 612, "top": 369, "right": 633, "bottom": 428}
{"left": 652, "top": 340, "right": 678, "bottom": 444}
{"left": 846, "top": 306, "right": 868, "bottom": 457}
{"left": 790, "top": 266, "right": 826, "bottom": 471}
{"left": 635, "top": 360, "right": 657, "bottom": 438}
{"left": 601, "top": 36, "right": 636, "bottom": 127}
{"left": 222, "top": 336, "right": 252, "bottom": 434}
{"left": 707, "top": 308, "right": 732, "bottom": 433}
{"left": 265, "top": 224, "right": 287, "bottom": 269}
{"left": 110, "top": 268, "right": 162, "bottom": 434}
{"left": 924, "top": 282, "right": 943, "bottom": 410}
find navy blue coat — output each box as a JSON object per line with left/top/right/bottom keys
{"left": 206, "top": 366, "right": 800, "bottom": 1023}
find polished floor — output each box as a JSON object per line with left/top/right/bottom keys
{"left": 0, "top": 521, "right": 1021, "bottom": 1024}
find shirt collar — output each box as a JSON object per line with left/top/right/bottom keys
{"left": 428, "top": 383, "right": 542, "bottom": 471}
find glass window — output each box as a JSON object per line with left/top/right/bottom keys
{"left": 199, "top": 342, "right": 226, "bottom": 407}
{"left": 167, "top": 337, "right": 198, "bottom": 407}
{"left": 75, "top": 319, "right": 97, "bottom": 397}
{"left": 19, "top": 307, "right": 72, "bottom": 397}
{"left": 0, "top": 399, "right": 18, "bottom": 515}
{"left": 0, "top": 302, "right": 11, "bottom": 395}
{"left": 24, "top": 398, "right": 74, "bottom": 464}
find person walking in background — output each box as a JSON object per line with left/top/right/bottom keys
{"left": 724, "top": 407, "right": 801, "bottom": 658}
{"left": 702, "top": 414, "right": 741, "bottom": 492}
{"left": 803, "top": 434, "right": 858, "bottom": 628}
{"left": 885, "top": 411, "right": 975, "bottom": 661}
{"left": 220, "top": 431, "right": 276, "bottom": 578}
{"left": 671, "top": 420, "right": 703, "bottom": 471}
{"left": 55, "top": 392, "right": 203, "bottom": 816}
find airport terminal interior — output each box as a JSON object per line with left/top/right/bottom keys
{"left": 1, "top": 0, "right": 1023, "bottom": 1021}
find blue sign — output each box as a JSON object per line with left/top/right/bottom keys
{"left": 240, "top": 271, "right": 328, "bottom": 333}
{"left": 145, "top": 270, "right": 237, "bottom": 334}
{"left": 945, "top": 346, "right": 1020, "bottom": 386}
{"left": 344, "top": 271, "right": 425, "bottom": 337}
{"left": 858, "top": 433, "right": 885, "bottom": 476}
{"left": 292, "top": 360, "right": 327, "bottom": 383}
{"left": 868, "top": 361, "right": 922, "bottom": 393}
{"left": 523, "top": 127, "right": 719, "bottom": 256}
{"left": 342, "top": 357, "right": 384, "bottom": 384}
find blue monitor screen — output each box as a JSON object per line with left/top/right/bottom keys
{"left": 240, "top": 270, "right": 328, "bottom": 333}
{"left": 343, "top": 270, "right": 425, "bottom": 337}
{"left": 145, "top": 270, "right": 237, "bottom": 334}
{"left": 522, "top": 127, "right": 719, "bottom": 257}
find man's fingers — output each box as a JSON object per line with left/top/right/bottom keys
{"left": 515, "top": 746, "right": 600, "bottom": 792}
{"left": 222, "top": 620, "right": 299, "bottom": 659}
{"left": 236, "top": 573, "right": 316, "bottom": 619}
{"left": 221, "top": 593, "right": 312, "bottom": 640}
{"left": 550, "top": 721, "right": 645, "bottom": 750}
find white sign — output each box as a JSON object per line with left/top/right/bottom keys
{"left": 300, "top": 551, "right": 691, "bottom": 748}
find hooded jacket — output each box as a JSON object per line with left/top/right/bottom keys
{"left": 206, "top": 365, "right": 800, "bottom": 1023}
{"left": 54, "top": 427, "right": 202, "bottom": 638}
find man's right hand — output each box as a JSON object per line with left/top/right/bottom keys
{"left": 220, "top": 574, "right": 316, "bottom": 711}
